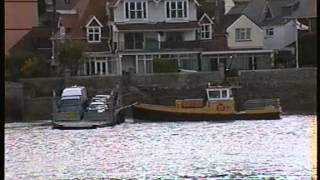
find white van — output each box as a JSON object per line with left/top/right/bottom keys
{"left": 61, "top": 86, "right": 88, "bottom": 104}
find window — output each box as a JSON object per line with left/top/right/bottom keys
{"left": 207, "top": 89, "right": 231, "bottom": 100}
{"left": 45, "top": 0, "right": 53, "bottom": 5}
{"left": 201, "top": 24, "right": 212, "bottom": 39}
{"left": 137, "top": 55, "right": 153, "bottom": 74}
{"left": 124, "top": 32, "right": 144, "bottom": 49}
{"left": 165, "top": 0, "right": 187, "bottom": 19}
{"left": 85, "top": 57, "right": 118, "bottom": 75}
{"left": 266, "top": 28, "right": 274, "bottom": 37}
{"left": 221, "top": 90, "right": 227, "bottom": 98}
{"left": 208, "top": 91, "right": 220, "bottom": 99}
{"left": 125, "top": 1, "right": 147, "bottom": 19}
{"left": 249, "top": 56, "right": 257, "bottom": 70}
{"left": 235, "top": 28, "right": 251, "bottom": 41}
{"left": 87, "top": 27, "right": 101, "bottom": 42}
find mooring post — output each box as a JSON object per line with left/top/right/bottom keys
{"left": 218, "top": 63, "right": 225, "bottom": 82}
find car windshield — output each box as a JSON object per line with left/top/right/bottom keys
{"left": 59, "top": 105, "right": 82, "bottom": 113}
{"left": 60, "top": 99, "right": 81, "bottom": 106}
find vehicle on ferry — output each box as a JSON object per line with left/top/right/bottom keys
{"left": 52, "top": 86, "right": 125, "bottom": 128}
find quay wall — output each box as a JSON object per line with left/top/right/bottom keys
{"left": 5, "top": 82, "right": 24, "bottom": 122}
{"left": 5, "top": 68, "right": 316, "bottom": 121}
{"left": 236, "top": 68, "right": 317, "bottom": 114}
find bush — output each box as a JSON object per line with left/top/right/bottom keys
{"left": 153, "top": 58, "right": 178, "bottom": 73}
{"left": 20, "top": 56, "right": 49, "bottom": 78}
{"left": 5, "top": 51, "right": 49, "bottom": 80}
{"left": 299, "top": 32, "right": 317, "bottom": 67}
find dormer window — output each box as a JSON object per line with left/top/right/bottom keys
{"left": 165, "top": 0, "right": 188, "bottom": 19}
{"left": 87, "top": 27, "right": 101, "bottom": 42}
{"left": 200, "top": 24, "right": 212, "bottom": 39}
{"left": 124, "top": 1, "right": 147, "bottom": 20}
{"left": 86, "top": 16, "right": 103, "bottom": 43}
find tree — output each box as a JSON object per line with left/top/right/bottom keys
{"left": 57, "top": 40, "right": 87, "bottom": 75}
{"left": 5, "top": 51, "right": 50, "bottom": 80}
{"left": 20, "top": 56, "right": 49, "bottom": 77}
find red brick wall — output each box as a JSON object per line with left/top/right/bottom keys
{"left": 5, "top": 0, "right": 39, "bottom": 54}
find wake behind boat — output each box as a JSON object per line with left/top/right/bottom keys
{"left": 132, "top": 84, "right": 281, "bottom": 121}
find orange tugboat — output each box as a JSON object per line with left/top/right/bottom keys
{"left": 132, "top": 84, "right": 281, "bottom": 121}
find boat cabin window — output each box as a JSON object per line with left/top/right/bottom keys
{"left": 208, "top": 91, "right": 220, "bottom": 99}
{"left": 206, "top": 88, "right": 233, "bottom": 101}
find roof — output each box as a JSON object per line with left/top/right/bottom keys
{"left": 54, "top": 0, "right": 79, "bottom": 10}
{"left": 54, "top": 0, "right": 110, "bottom": 39}
{"left": 9, "top": 26, "right": 52, "bottom": 58}
{"left": 200, "top": 35, "right": 229, "bottom": 51}
{"left": 226, "top": 2, "right": 249, "bottom": 15}
{"left": 290, "top": 0, "right": 317, "bottom": 18}
{"left": 115, "top": 21, "right": 200, "bottom": 31}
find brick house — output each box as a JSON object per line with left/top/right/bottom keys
{"left": 5, "top": 0, "right": 39, "bottom": 54}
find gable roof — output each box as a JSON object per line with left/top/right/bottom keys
{"left": 85, "top": 16, "right": 103, "bottom": 27}
{"left": 226, "top": 14, "right": 263, "bottom": 31}
{"left": 199, "top": 13, "right": 214, "bottom": 24}
{"left": 227, "top": 0, "right": 314, "bottom": 27}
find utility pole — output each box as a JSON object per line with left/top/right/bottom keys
{"left": 295, "top": 18, "right": 299, "bottom": 68}
{"left": 51, "top": 0, "right": 57, "bottom": 66}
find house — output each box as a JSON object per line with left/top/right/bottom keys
{"left": 51, "top": 0, "right": 119, "bottom": 75}
{"left": 202, "top": 14, "right": 274, "bottom": 71}
{"left": 224, "top": 0, "right": 317, "bottom": 67}
{"left": 5, "top": 0, "right": 39, "bottom": 54}
{"left": 50, "top": 0, "right": 281, "bottom": 76}
{"left": 110, "top": 0, "right": 205, "bottom": 74}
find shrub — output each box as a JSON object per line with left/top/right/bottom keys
{"left": 153, "top": 58, "right": 178, "bottom": 73}
{"left": 5, "top": 51, "right": 49, "bottom": 80}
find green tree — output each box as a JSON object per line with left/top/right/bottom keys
{"left": 58, "top": 40, "right": 87, "bottom": 75}
{"left": 5, "top": 51, "right": 50, "bottom": 80}
{"left": 20, "top": 56, "right": 49, "bottom": 78}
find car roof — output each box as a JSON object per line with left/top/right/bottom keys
{"left": 61, "top": 96, "right": 81, "bottom": 100}
{"left": 90, "top": 102, "right": 105, "bottom": 105}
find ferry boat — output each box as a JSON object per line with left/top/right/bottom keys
{"left": 52, "top": 86, "right": 125, "bottom": 128}
{"left": 132, "top": 84, "right": 281, "bottom": 121}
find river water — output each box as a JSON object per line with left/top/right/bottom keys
{"left": 5, "top": 115, "right": 315, "bottom": 179}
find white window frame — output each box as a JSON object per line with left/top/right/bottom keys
{"left": 235, "top": 28, "right": 251, "bottom": 41}
{"left": 249, "top": 56, "right": 257, "bottom": 70}
{"left": 165, "top": 0, "right": 188, "bottom": 20}
{"left": 206, "top": 88, "right": 233, "bottom": 101}
{"left": 87, "top": 27, "right": 101, "bottom": 43}
{"left": 85, "top": 56, "right": 118, "bottom": 75}
{"left": 200, "top": 24, "right": 212, "bottom": 39}
{"left": 266, "top": 27, "right": 274, "bottom": 37}
{"left": 124, "top": 1, "right": 148, "bottom": 20}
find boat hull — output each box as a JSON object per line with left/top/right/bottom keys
{"left": 132, "top": 104, "right": 281, "bottom": 122}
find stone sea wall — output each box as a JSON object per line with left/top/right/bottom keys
{"left": 5, "top": 68, "right": 316, "bottom": 121}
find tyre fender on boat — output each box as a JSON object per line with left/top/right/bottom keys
{"left": 216, "top": 103, "right": 226, "bottom": 112}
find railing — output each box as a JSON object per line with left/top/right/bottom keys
{"left": 117, "top": 40, "right": 201, "bottom": 51}
{"left": 243, "top": 98, "right": 281, "bottom": 110}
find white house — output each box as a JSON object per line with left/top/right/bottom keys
{"left": 226, "top": 14, "right": 264, "bottom": 49}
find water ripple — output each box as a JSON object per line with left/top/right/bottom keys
{"left": 5, "top": 115, "right": 314, "bottom": 179}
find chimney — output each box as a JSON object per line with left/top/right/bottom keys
{"left": 105, "top": 1, "right": 111, "bottom": 22}
{"left": 214, "top": 0, "right": 221, "bottom": 25}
